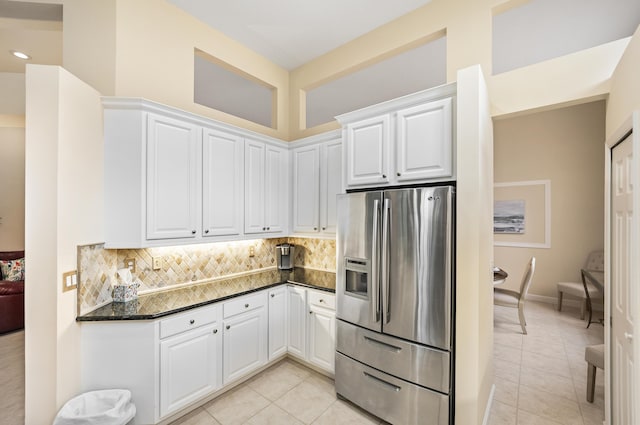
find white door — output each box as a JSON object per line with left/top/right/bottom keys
{"left": 268, "top": 287, "right": 287, "bottom": 360}
{"left": 287, "top": 286, "right": 307, "bottom": 359}
{"left": 264, "top": 145, "right": 286, "bottom": 233}
{"left": 292, "top": 145, "right": 320, "bottom": 233}
{"left": 395, "top": 98, "right": 453, "bottom": 182}
{"left": 345, "top": 115, "right": 390, "bottom": 187}
{"left": 308, "top": 305, "right": 336, "bottom": 373}
{"left": 160, "top": 324, "right": 221, "bottom": 417}
{"left": 244, "top": 139, "right": 266, "bottom": 234}
{"left": 223, "top": 308, "right": 267, "bottom": 384}
{"left": 611, "top": 133, "right": 635, "bottom": 424}
{"left": 320, "top": 138, "right": 343, "bottom": 235}
{"left": 146, "top": 113, "right": 199, "bottom": 240}
{"left": 202, "top": 128, "right": 243, "bottom": 237}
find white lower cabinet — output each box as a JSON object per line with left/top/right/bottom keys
{"left": 308, "top": 301, "right": 336, "bottom": 373}
{"left": 286, "top": 285, "right": 336, "bottom": 374}
{"left": 222, "top": 292, "right": 268, "bottom": 384}
{"left": 268, "top": 286, "right": 287, "bottom": 360}
{"left": 81, "top": 285, "right": 335, "bottom": 425}
{"left": 286, "top": 285, "right": 307, "bottom": 359}
{"left": 160, "top": 323, "right": 222, "bottom": 417}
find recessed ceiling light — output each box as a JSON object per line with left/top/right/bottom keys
{"left": 10, "top": 50, "right": 31, "bottom": 60}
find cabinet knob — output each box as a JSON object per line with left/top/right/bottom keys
{"left": 271, "top": 294, "right": 275, "bottom": 298}
{"left": 245, "top": 303, "right": 249, "bottom": 308}
{"left": 213, "top": 329, "right": 218, "bottom": 334}
{"left": 205, "top": 229, "right": 209, "bottom": 234}
{"left": 191, "top": 230, "right": 196, "bottom": 234}
{"left": 309, "top": 311, "right": 313, "bottom": 315}
{"left": 319, "top": 299, "right": 324, "bottom": 303}
{"left": 314, "top": 227, "right": 317, "bottom": 231}
{"left": 226, "top": 325, "right": 230, "bottom": 330}
{"left": 262, "top": 227, "right": 266, "bottom": 231}
{"left": 382, "top": 174, "right": 387, "bottom": 178}
{"left": 267, "top": 227, "right": 270, "bottom": 231}
{"left": 397, "top": 172, "right": 401, "bottom": 177}
{"left": 189, "top": 319, "right": 195, "bottom": 325}
{"left": 322, "top": 227, "right": 326, "bottom": 230}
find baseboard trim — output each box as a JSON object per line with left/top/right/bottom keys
{"left": 482, "top": 384, "right": 496, "bottom": 425}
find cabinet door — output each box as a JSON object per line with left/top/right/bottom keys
{"left": 292, "top": 145, "right": 320, "bottom": 233}
{"left": 268, "top": 287, "right": 287, "bottom": 360}
{"left": 202, "top": 129, "right": 244, "bottom": 237}
{"left": 264, "top": 145, "right": 287, "bottom": 233}
{"left": 345, "top": 115, "right": 390, "bottom": 187}
{"left": 223, "top": 307, "right": 268, "bottom": 384}
{"left": 286, "top": 286, "right": 307, "bottom": 359}
{"left": 320, "top": 139, "right": 343, "bottom": 234}
{"left": 308, "top": 305, "right": 336, "bottom": 373}
{"left": 244, "top": 140, "right": 266, "bottom": 234}
{"left": 146, "top": 113, "right": 199, "bottom": 240}
{"left": 160, "top": 324, "right": 221, "bottom": 418}
{"left": 396, "top": 98, "right": 452, "bottom": 181}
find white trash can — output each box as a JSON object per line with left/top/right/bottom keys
{"left": 53, "top": 389, "right": 136, "bottom": 425}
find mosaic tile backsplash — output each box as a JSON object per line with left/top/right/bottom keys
{"left": 78, "top": 237, "right": 336, "bottom": 315}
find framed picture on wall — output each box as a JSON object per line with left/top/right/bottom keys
{"left": 494, "top": 180, "right": 551, "bottom": 248}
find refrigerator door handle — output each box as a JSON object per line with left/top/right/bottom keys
{"left": 371, "top": 199, "right": 380, "bottom": 323}
{"left": 381, "top": 198, "right": 391, "bottom": 324}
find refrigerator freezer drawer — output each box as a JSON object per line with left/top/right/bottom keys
{"left": 336, "top": 320, "right": 450, "bottom": 393}
{"left": 335, "top": 352, "right": 449, "bottom": 425}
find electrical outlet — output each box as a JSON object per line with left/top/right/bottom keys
{"left": 152, "top": 257, "right": 162, "bottom": 270}
{"left": 124, "top": 258, "right": 136, "bottom": 273}
{"left": 249, "top": 245, "right": 255, "bottom": 257}
{"left": 62, "top": 270, "right": 78, "bottom": 292}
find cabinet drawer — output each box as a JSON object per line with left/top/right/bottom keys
{"left": 160, "top": 304, "right": 219, "bottom": 339}
{"left": 223, "top": 291, "right": 267, "bottom": 319}
{"left": 308, "top": 290, "right": 335, "bottom": 310}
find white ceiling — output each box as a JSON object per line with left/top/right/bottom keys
{"left": 166, "top": 0, "right": 433, "bottom": 70}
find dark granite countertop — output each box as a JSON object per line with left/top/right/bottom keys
{"left": 77, "top": 268, "right": 336, "bottom": 322}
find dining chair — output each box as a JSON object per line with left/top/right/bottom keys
{"left": 585, "top": 344, "right": 604, "bottom": 402}
{"left": 557, "top": 250, "right": 604, "bottom": 319}
{"left": 494, "top": 257, "right": 536, "bottom": 335}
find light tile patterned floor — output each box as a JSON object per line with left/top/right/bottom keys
{"left": 489, "top": 301, "right": 605, "bottom": 425}
{"left": 169, "top": 359, "right": 381, "bottom": 425}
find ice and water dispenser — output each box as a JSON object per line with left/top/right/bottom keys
{"left": 276, "top": 243, "right": 295, "bottom": 270}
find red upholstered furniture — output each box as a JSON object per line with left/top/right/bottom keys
{"left": 0, "top": 251, "right": 25, "bottom": 334}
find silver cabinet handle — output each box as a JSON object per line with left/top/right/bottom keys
{"left": 191, "top": 230, "right": 196, "bottom": 234}
{"left": 382, "top": 174, "right": 387, "bottom": 178}
{"left": 213, "top": 329, "right": 218, "bottom": 334}
{"left": 270, "top": 293, "right": 275, "bottom": 298}
{"left": 226, "top": 325, "right": 230, "bottom": 330}
{"left": 189, "top": 319, "right": 195, "bottom": 325}
{"left": 397, "top": 172, "right": 401, "bottom": 177}
{"left": 262, "top": 227, "right": 266, "bottom": 231}
{"left": 309, "top": 311, "right": 313, "bottom": 315}
{"left": 363, "top": 372, "right": 401, "bottom": 392}
{"left": 245, "top": 303, "right": 249, "bottom": 308}
{"left": 205, "top": 229, "right": 209, "bottom": 234}
{"left": 267, "top": 227, "right": 270, "bottom": 230}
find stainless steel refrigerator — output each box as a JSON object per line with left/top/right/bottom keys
{"left": 335, "top": 186, "right": 454, "bottom": 425}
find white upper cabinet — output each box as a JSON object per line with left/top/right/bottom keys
{"left": 244, "top": 140, "right": 287, "bottom": 235}
{"left": 103, "top": 98, "right": 288, "bottom": 248}
{"left": 202, "top": 128, "right": 244, "bottom": 237}
{"left": 146, "top": 113, "right": 199, "bottom": 240}
{"left": 338, "top": 84, "right": 456, "bottom": 189}
{"left": 319, "top": 139, "right": 343, "bottom": 234}
{"left": 344, "top": 115, "right": 390, "bottom": 187}
{"left": 291, "top": 134, "right": 343, "bottom": 236}
{"left": 396, "top": 98, "right": 452, "bottom": 181}
{"left": 292, "top": 145, "right": 320, "bottom": 233}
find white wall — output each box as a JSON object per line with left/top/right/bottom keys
{"left": 25, "top": 65, "right": 104, "bottom": 423}
{"left": 0, "top": 127, "right": 25, "bottom": 250}
{"left": 455, "top": 65, "right": 495, "bottom": 425}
